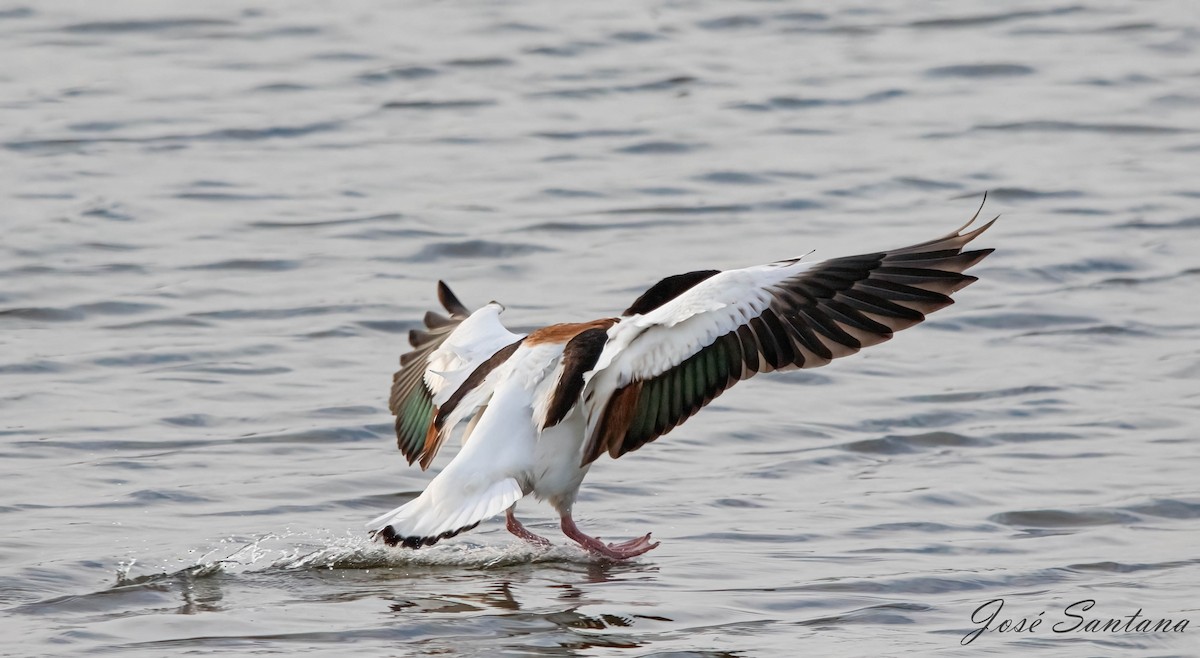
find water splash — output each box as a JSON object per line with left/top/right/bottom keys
{"left": 114, "top": 528, "right": 595, "bottom": 587}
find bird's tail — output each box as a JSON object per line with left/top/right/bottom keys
{"left": 370, "top": 377, "right": 537, "bottom": 548}
{"left": 367, "top": 475, "right": 523, "bottom": 548}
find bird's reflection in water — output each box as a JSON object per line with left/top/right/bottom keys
{"left": 83, "top": 547, "right": 753, "bottom": 655}
{"left": 176, "top": 570, "right": 225, "bottom": 615}
{"left": 388, "top": 579, "right": 520, "bottom": 614}
{"left": 384, "top": 559, "right": 667, "bottom": 652}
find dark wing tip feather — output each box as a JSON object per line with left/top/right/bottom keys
{"left": 958, "top": 247, "right": 995, "bottom": 273}
{"left": 959, "top": 215, "right": 999, "bottom": 244}
{"left": 408, "top": 328, "right": 432, "bottom": 348}
{"left": 437, "top": 280, "right": 470, "bottom": 318}
{"left": 424, "top": 310, "right": 456, "bottom": 329}
{"left": 942, "top": 190, "right": 990, "bottom": 238}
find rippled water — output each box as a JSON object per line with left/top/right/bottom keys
{"left": 3, "top": 1, "right": 1200, "bottom": 655}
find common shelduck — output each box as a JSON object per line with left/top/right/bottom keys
{"left": 368, "top": 203, "right": 996, "bottom": 559}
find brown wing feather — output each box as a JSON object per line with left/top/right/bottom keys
{"left": 541, "top": 326, "right": 612, "bottom": 429}
{"left": 583, "top": 215, "right": 997, "bottom": 464}
{"left": 389, "top": 281, "right": 470, "bottom": 468}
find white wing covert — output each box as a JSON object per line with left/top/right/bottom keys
{"left": 388, "top": 281, "right": 523, "bottom": 469}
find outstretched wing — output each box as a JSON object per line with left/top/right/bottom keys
{"left": 389, "top": 281, "right": 522, "bottom": 469}
{"left": 581, "top": 208, "right": 996, "bottom": 465}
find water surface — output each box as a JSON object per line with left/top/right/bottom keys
{"left": 2, "top": 1, "right": 1199, "bottom": 655}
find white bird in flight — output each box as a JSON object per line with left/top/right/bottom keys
{"left": 368, "top": 204, "right": 996, "bottom": 559}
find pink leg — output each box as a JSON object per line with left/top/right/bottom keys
{"left": 506, "top": 508, "right": 551, "bottom": 548}
{"left": 560, "top": 514, "right": 660, "bottom": 560}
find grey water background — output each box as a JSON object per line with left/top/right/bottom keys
{"left": 2, "top": 0, "right": 1199, "bottom": 655}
